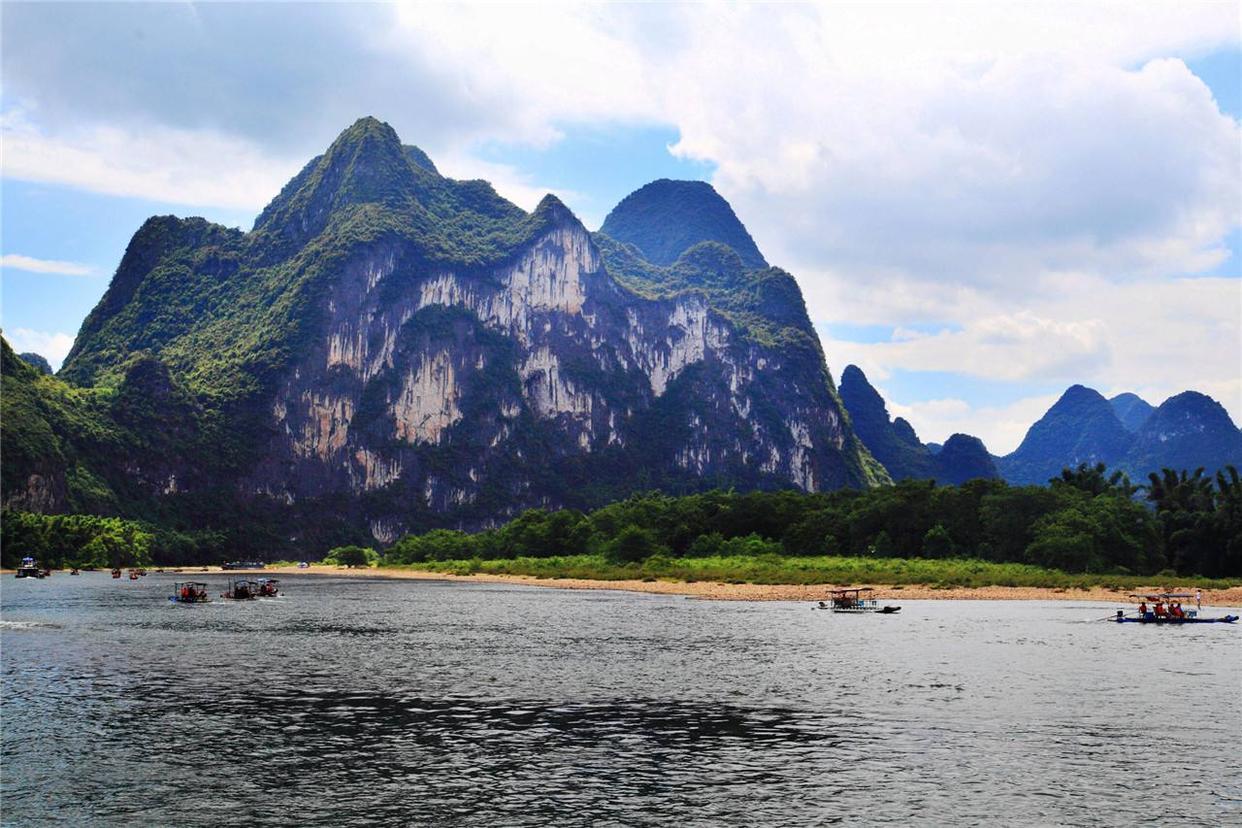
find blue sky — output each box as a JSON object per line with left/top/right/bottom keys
{"left": 2, "top": 3, "right": 1238, "bottom": 454}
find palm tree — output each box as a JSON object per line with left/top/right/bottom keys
{"left": 1054, "top": 462, "right": 1136, "bottom": 497}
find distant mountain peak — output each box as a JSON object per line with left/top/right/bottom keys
{"left": 838, "top": 364, "right": 998, "bottom": 484}
{"left": 1001, "top": 384, "right": 1134, "bottom": 485}
{"left": 600, "top": 179, "right": 768, "bottom": 269}
{"left": 839, "top": 364, "right": 933, "bottom": 479}
{"left": 17, "top": 352, "right": 52, "bottom": 375}
{"left": 935, "top": 434, "right": 1000, "bottom": 485}
{"left": 840, "top": 364, "right": 888, "bottom": 413}
{"left": 1109, "top": 392, "right": 1154, "bottom": 433}
{"left": 1123, "top": 391, "right": 1242, "bottom": 476}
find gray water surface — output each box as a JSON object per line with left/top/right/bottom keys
{"left": 2, "top": 573, "right": 1239, "bottom": 826}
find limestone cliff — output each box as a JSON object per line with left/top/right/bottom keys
{"left": 20, "top": 118, "right": 882, "bottom": 547}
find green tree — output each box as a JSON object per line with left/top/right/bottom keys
{"left": 870, "top": 530, "right": 896, "bottom": 557}
{"left": 605, "top": 524, "right": 664, "bottom": 564}
{"left": 1052, "top": 462, "right": 1136, "bottom": 497}
{"left": 329, "top": 545, "right": 372, "bottom": 568}
{"left": 922, "top": 524, "right": 955, "bottom": 558}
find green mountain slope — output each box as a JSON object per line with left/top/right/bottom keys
{"left": 1109, "top": 392, "right": 1155, "bottom": 432}
{"left": 1000, "top": 385, "right": 1134, "bottom": 485}
{"left": 599, "top": 179, "right": 768, "bottom": 269}
{"left": 1121, "top": 391, "right": 1242, "bottom": 477}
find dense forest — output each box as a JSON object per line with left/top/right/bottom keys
{"left": 4, "top": 464, "right": 1240, "bottom": 578}
{"left": 384, "top": 463, "right": 1241, "bottom": 578}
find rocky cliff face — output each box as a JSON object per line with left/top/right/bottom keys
{"left": 20, "top": 117, "right": 881, "bottom": 545}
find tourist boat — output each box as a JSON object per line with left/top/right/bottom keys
{"left": 170, "top": 582, "right": 211, "bottom": 604}
{"left": 220, "top": 578, "right": 260, "bottom": 600}
{"left": 256, "top": 578, "right": 281, "bottom": 597}
{"left": 817, "top": 587, "right": 901, "bottom": 614}
{"left": 111, "top": 568, "right": 122, "bottom": 579}
{"left": 128, "top": 569, "right": 140, "bottom": 580}
{"left": 1114, "top": 592, "right": 1238, "bottom": 625}
{"left": 70, "top": 568, "right": 80, "bottom": 575}
{"left": 15, "top": 557, "right": 44, "bottom": 579}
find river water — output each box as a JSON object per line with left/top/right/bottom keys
{"left": 2, "top": 573, "right": 1239, "bottom": 826}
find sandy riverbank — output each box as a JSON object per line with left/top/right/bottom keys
{"left": 8, "top": 565, "right": 1239, "bottom": 604}
{"left": 241, "top": 565, "right": 1242, "bottom": 605}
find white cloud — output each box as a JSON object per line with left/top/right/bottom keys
{"left": 0, "top": 254, "right": 93, "bottom": 277}
{"left": 1, "top": 108, "right": 299, "bottom": 211}
{"left": 3, "top": 328, "right": 74, "bottom": 371}
{"left": 820, "top": 275, "right": 1242, "bottom": 452}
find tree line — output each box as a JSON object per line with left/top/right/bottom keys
{"left": 385, "top": 464, "right": 1242, "bottom": 578}
{"left": 0, "top": 513, "right": 156, "bottom": 569}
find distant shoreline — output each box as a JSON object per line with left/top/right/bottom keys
{"left": 8, "top": 565, "right": 1239, "bottom": 605}
{"left": 223, "top": 565, "right": 1242, "bottom": 605}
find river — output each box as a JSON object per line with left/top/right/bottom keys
{"left": 2, "top": 573, "right": 1239, "bottom": 826}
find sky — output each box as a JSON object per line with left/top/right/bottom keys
{"left": 1, "top": 1, "right": 1239, "bottom": 455}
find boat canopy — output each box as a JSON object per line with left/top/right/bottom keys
{"left": 1128, "top": 593, "right": 1196, "bottom": 600}
{"left": 829, "top": 587, "right": 874, "bottom": 596}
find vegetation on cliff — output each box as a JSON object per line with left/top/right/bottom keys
{"left": 598, "top": 178, "right": 768, "bottom": 269}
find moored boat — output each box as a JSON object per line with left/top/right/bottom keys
{"left": 1113, "top": 592, "right": 1238, "bottom": 625}
{"left": 817, "top": 587, "right": 901, "bottom": 614}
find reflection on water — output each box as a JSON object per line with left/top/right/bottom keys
{"left": 3, "top": 574, "right": 1240, "bottom": 826}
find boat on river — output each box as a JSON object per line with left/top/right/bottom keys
{"left": 1114, "top": 592, "right": 1238, "bottom": 625}
{"left": 15, "top": 557, "right": 44, "bottom": 579}
{"left": 817, "top": 588, "right": 901, "bottom": 614}
{"left": 221, "top": 578, "right": 260, "bottom": 600}
{"left": 256, "top": 578, "right": 281, "bottom": 597}
{"left": 170, "top": 582, "right": 211, "bottom": 604}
